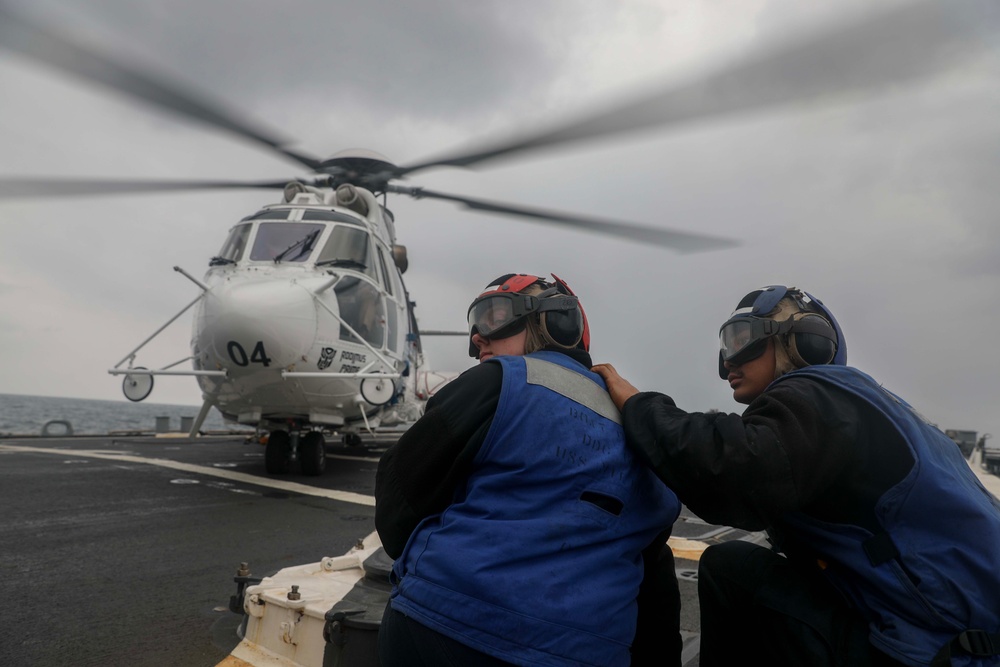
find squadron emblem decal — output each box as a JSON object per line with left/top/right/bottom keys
{"left": 317, "top": 347, "right": 337, "bottom": 370}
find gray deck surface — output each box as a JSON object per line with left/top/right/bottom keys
{"left": 4, "top": 433, "right": 992, "bottom": 666}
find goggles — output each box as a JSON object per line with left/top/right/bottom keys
{"left": 720, "top": 317, "right": 786, "bottom": 366}
{"left": 467, "top": 289, "right": 578, "bottom": 340}
{"left": 720, "top": 314, "right": 836, "bottom": 366}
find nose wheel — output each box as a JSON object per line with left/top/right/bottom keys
{"left": 264, "top": 429, "right": 326, "bottom": 475}
{"left": 299, "top": 431, "right": 326, "bottom": 476}
{"left": 264, "top": 430, "right": 291, "bottom": 474}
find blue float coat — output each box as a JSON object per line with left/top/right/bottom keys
{"left": 774, "top": 366, "right": 1000, "bottom": 666}
{"left": 390, "top": 351, "right": 680, "bottom": 667}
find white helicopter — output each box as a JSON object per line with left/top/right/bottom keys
{"left": 0, "top": 2, "right": 742, "bottom": 475}
{"left": 0, "top": 0, "right": 988, "bottom": 478}
{"left": 111, "top": 162, "right": 430, "bottom": 475}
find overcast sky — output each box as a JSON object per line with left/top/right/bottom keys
{"left": 0, "top": 0, "right": 998, "bottom": 442}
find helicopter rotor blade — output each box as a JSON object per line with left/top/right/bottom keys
{"left": 395, "top": 0, "right": 997, "bottom": 177}
{"left": 0, "top": 4, "right": 323, "bottom": 172}
{"left": 387, "top": 184, "right": 737, "bottom": 254}
{"left": 0, "top": 177, "right": 291, "bottom": 198}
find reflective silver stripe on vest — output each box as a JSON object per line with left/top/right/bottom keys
{"left": 524, "top": 357, "right": 622, "bottom": 425}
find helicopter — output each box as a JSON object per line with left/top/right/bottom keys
{"left": 0, "top": 0, "right": 996, "bottom": 479}
{"left": 0, "top": 1, "right": 744, "bottom": 474}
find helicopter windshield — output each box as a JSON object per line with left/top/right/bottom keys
{"left": 213, "top": 223, "right": 251, "bottom": 264}
{"left": 315, "top": 225, "right": 376, "bottom": 279}
{"left": 250, "top": 222, "right": 325, "bottom": 262}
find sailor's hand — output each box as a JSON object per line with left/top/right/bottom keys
{"left": 592, "top": 363, "right": 639, "bottom": 412}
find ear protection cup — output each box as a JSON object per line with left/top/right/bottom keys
{"left": 469, "top": 328, "right": 479, "bottom": 357}
{"left": 540, "top": 308, "right": 584, "bottom": 348}
{"left": 786, "top": 314, "right": 837, "bottom": 367}
{"left": 548, "top": 273, "right": 589, "bottom": 352}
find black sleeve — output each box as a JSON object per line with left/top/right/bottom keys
{"left": 620, "top": 377, "right": 862, "bottom": 530}
{"left": 374, "top": 362, "right": 502, "bottom": 559}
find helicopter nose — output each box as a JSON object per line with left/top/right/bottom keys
{"left": 195, "top": 279, "right": 319, "bottom": 372}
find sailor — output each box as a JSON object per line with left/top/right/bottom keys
{"left": 375, "top": 273, "right": 682, "bottom": 667}
{"left": 594, "top": 285, "right": 1000, "bottom": 667}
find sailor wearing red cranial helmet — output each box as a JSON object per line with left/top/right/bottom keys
{"left": 376, "top": 272, "right": 681, "bottom": 667}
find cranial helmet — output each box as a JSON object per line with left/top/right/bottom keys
{"left": 467, "top": 273, "right": 589, "bottom": 358}
{"left": 717, "top": 285, "right": 846, "bottom": 379}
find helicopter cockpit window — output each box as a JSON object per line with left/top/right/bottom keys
{"left": 250, "top": 222, "right": 325, "bottom": 262}
{"left": 243, "top": 208, "right": 291, "bottom": 221}
{"left": 212, "top": 223, "right": 251, "bottom": 265}
{"left": 334, "top": 277, "right": 385, "bottom": 347}
{"left": 302, "top": 210, "right": 363, "bottom": 225}
{"left": 315, "top": 225, "right": 376, "bottom": 278}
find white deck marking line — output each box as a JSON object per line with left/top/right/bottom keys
{"left": 328, "top": 454, "right": 381, "bottom": 463}
{"left": 0, "top": 444, "right": 375, "bottom": 507}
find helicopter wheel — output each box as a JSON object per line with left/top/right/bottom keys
{"left": 264, "top": 430, "right": 292, "bottom": 475}
{"left": 343, "top": 433, "right": 363, "bottom": 447}
{"left": 299, "top": 432, "right": 326, "bottom": 476}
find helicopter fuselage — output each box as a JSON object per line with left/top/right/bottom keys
{"left": 189, "top": 185, "right": 415, "bottom": 431}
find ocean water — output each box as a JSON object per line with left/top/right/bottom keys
{"left": 0, "top": 393, "right": 242, "bottom": 436}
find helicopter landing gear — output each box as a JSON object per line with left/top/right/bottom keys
{"left": 343, "top": 433, "right": 363, "bottom": 447}
{"left": 299, "top": 432, "right": 326, "bottom": 476}
{"left": 264, "top": 430, "right": 291, "bottom": 475}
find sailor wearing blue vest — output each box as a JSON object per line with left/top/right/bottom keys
{"left": 594, "top": 285, "right": 1000, "bottom": 667}
{"left": 375, "top": 273, "right": 682, "bottom": 667}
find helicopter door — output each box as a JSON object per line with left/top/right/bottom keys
{"left": 317, "top": 225, "right": 385, "bottom": 348}
{"left": 333, "top": 278, "right": 385, "bottom": 347}
{"left": 375, "top": 245, "right": 404, "bottom": 354}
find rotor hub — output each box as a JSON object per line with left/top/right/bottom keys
{"left": 318, "top": 149, "right": 398, "bottom": 190}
